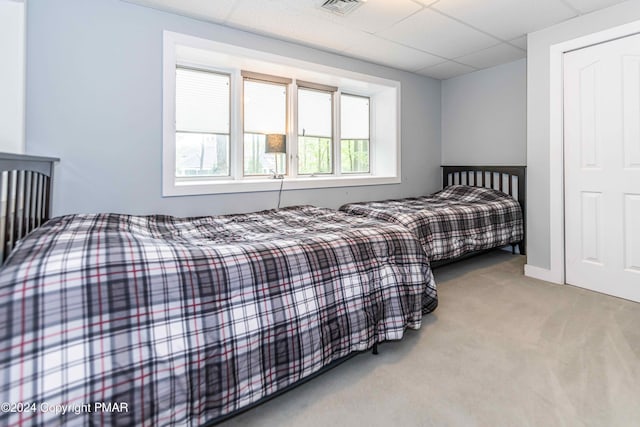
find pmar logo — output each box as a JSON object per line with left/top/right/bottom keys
{"left": 93, "top": 402, "right": 129, "bottom": 412}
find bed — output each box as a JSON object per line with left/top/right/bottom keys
{"left": 340, "top": 166, "right": 526, "bottom": 264}
{"left": 0, "top": 154, "right": 437, "bottom": 426}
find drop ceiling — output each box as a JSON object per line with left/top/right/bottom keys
{"left": 123, "top": 0, "right": 628, "bottom": 79}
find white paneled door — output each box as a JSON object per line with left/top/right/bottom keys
{"left": 564, "top": 33, "right": 640, "bottom": 302}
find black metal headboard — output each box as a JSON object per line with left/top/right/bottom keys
{"left": 442, "top": 165, "right": 526, "bottom": 254}
{"left": 0, "top": 153, "right": 59, "bottom": 262}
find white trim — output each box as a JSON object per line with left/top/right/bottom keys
{"left": 19, "top": 0, "right": 26, "bottom": 153}
{"left": 164, "top": 175, "right": 401, "bottom": 197}
{"left": 162, "top": 30, "right": 401, "bottom": 197}
{"left": 333, "top": 89, "right": 341, "bottom": 176}
{"left": 0, "top": 0, "right": 26, "bottom": 154}
{"left": 231, "top": 69, "right": 243, "bottom": 179}
{"left": 289, "top": 82, "right": 298, "bottom": 177}
{"left": 395, "top": 89, "right": 401, "bottom": 179}
{"left": 524, "top": 264, "right": 561, "bottom": 284}
{"left": 545, "top": 20, "right": 640, "bottom": 285}
{"left": 547, "top": 42, "right": 566, "bottom": 286}
{"left": 162, "top": 31, "right": 177, "bottom": 197}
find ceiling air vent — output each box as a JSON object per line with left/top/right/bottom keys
{"left": 320, "top": 0, "right": 365, "bottom": 16}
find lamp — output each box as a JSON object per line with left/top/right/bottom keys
{"left": 265, "top": 134, "right": 286, "bottom": 178}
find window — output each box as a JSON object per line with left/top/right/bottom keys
{"left": 243, "top": 74, "right": 289, "bottom": 176}
{"left": 298, "top": 87, "right": 333, "bottom": 175}
{"left": 341, "top": 94, "right": 370, "bottom": 174}
{"left": 175, "top": 67, "right": 230, "bottom": 177}
{"left": 163, "top": 32, "right": 400, "bottom": 196}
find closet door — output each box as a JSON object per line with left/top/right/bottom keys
{"left": 564, "top": 32, "right": 640, "bottom": 302}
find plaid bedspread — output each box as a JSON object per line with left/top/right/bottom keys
{"left": 0, "top": 206, "right": 436, "bottom": 426}
{"left": 340, "top": 185, "right": 524, "bottom": 261}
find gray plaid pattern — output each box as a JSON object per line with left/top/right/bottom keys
{"left": 0, "top": 206, "right": 436, "bottom": 426}
{"left": 340, "top": 185, "right": 524, "bottom": 261}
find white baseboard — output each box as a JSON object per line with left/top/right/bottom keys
{"left": 524, "top": 264, "right": 563, "bottom": 284}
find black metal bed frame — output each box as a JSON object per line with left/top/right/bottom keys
{"left": 0, "top": 152, "right": 59, "bottom": 263}
{"left": 440, "top": 165, "right": 527, "bottom": 259}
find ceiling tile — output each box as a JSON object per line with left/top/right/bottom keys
{"left": 456, "top": 43, "right": 526, "bottom": 69}
{"left": 122, "top": 0, "right": 237, "bottom": 23}
{"left": 227, "top": 0, "right": 420, "bottom": 37}
{"left": 123, "top": 0, "right": 633, "bottom": 78}
{"left": 509, "top": 35, "right": 527, "bottom": 50}
{"left": 378, "top": 8, "right": 499, "bottom": 58}
{"left": 343, "top": 36, "right": 444, "bottom": 71}
{"left": 327, "top": 0, "right": 423, "bottom": 34}
{"left": 411, "top": 0, "right": 440, "bottom": 6}
{"left": 416, "top": 61, "right": 476, "bottom": 80}
{"left": 432, "top": 0, "right": 578, "bottom": 41}
{"left": 226, "top": 0, "right": 371, "bottom": 53}
{"left": 562, "top": 0, "right": 628, "bottom": 14}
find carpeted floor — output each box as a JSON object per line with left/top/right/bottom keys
{"left": 220, "top": 250, "right": 640, "bottom": 426}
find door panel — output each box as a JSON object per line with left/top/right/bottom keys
{"left": 623, "top": 56, "right": 640, "bottom": 168}
{"left": 578, "top": 62, "right": 602, "bottom": 169}
{"left": 624, "top": 194, "right": 640, "bottom": 272}
{"left": 580, "top": 192, "right": 602, "bottom": 264}
{"left": 564, "top": 32, "right": 640, "bottom": 302}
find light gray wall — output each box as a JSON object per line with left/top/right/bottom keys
{"left": 526, "top": 0, "right": 640, "bottom": 271}
{"left": 441, "top": 59, "right": 526, "bottom": 166}
{"left": 26, "top": 0, "right": 441, "bottom": 217}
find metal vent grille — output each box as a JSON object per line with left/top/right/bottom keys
{"left": 320, "top": 0, "right": 364, "bottom": 15}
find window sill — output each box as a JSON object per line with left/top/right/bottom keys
{"left": 163, "top": 175, "right": 400, "bottom": 197}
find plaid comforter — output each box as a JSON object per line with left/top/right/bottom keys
{"left": 340, "top": 185, "right": 524, "bottom": 261}
{"left": 0, "top": 206, "right": 436, "bottom": 426}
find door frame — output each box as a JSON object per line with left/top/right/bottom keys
{"left": 547, "top": 20, "right": 640, "bottom": 285}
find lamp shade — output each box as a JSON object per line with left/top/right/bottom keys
{"left": 265, "top": 134, "right": 286, "bottom": 154}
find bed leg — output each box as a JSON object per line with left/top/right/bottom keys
{"left": 372, "top": 343, "right": 379, "bottom": 355}
{"left": 518, "top": 241, "right": 526, "bottom": 256}
{"left": 511, "top": 244, "right": 516, "bottom": 255}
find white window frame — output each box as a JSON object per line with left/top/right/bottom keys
{"left": 296, "top": 84, "right": 336, "bottom": 176}
{"left": 174, "top": 65, "right": 232, "bottom": 179}
{"left": 241, "top": 72, "right": 291, "bottom": 177}
{"left": 162, "top": 31, "right": 401, "bottom": 197}
{"left": 339, "top": 93, "right": 371, "bottom": 175}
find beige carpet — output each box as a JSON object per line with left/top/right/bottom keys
{"left": 220, "top": 251, "right": 640, "bottom": 426}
